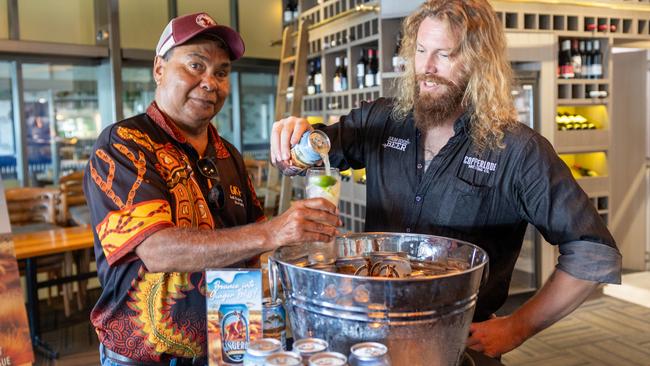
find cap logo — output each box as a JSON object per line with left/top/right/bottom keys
{"left": 196, "top": 14, "right": 216, "bottom": 28}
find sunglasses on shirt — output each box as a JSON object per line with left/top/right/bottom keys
{"left": 196, "top": 157, "right": 225, "bottom": 210}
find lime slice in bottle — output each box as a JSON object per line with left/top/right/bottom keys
{"left": 310, "top": 175, "right": 337, "bottom": 188}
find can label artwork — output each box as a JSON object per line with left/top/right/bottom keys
{"left": 206, "top": 269, "right": 262, "bottom": 366}
{"left": 220, "top": 304, "right": 250, "bottom": 363}
{"left": 263, "top": 298, "right": 287, "bottom": 350}
{"left": 276, "top": 130, "right": 331, "bottom": 176}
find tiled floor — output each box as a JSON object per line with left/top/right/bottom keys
{"left": 34, "top": 292, "right": 650, "bottom": 365}
{"left": 502, "top": 295, "right": 650, "bottom": 366}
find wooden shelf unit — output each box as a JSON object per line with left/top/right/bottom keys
{"left": 288, "top": 0, "right": 650, "bottom": 230}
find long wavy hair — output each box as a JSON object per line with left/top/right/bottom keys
{"left": 392, "top": 0, "right": 518, "bottom": 152}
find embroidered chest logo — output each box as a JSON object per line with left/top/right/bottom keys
{"left": 382, "top": 136, "right": 410, "bottom": 152}
{"left": 229, "top": 185, "right": 245, "bottom": 208}
{"left": 463, "top": 156, "right": 497, "bottom": 174}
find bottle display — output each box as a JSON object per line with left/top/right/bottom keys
{"left": 591, "top": 39, "right": 603, "bottom": 79}
{"left": 314, "top": 59, "right": 323, "bottom": 94}
{"left": 559, "top": 39, "right": 574, "bottom": 79}
{"left": 392, "top": 32, "right": 406, "bottom": 73}
{"left": 307, "top": 60, "right": 316, "bottom": 96}
{"left": 333, "top": 56, "right": 348, "bottom": 92}
{"left": 555, "top": 112, "right": 597, "bottom": 130}
{"left": 356, "top": 49, "right": 367, "bottom": 89}
{"left": 557, "top": 38, "right": 605, "bottom": 80}
{"left": 364, "top": 49, "right": 378, "bottom": 87}
{"left": 571, "top": 39, "right": 582, "bottom": 79}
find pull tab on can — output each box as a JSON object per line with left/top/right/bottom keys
{"left": 276, "top": 130, "right": 331, "bottom": 176}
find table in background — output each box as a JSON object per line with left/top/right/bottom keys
{"left": 13, "top": 225, "right": 95, "bottom": 359}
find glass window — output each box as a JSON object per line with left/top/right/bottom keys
{"left": 213, "top": 83, "right": 234, "bottom": 144}
{"left": 0, "top": 62, "right": 15, "bottom": 181}
{"left": 240, "top": 72, "right": 276, "bottom": 158}
{"left": 177, "top": 0, "right": 230, "bottom": 26}
{"left": 18, "top": 0, "right": 95, "bottom": 44}
{"left": 22, "top": 63, "right": 101, "bottom": 185}
{"left": 122, "top": 66, "right": 155, "bottom": 118}
{"left": 0, "top": 0, "right": 9, "bottom": 40}
{"left": 119, "top": 0, "right": 168, "bottom": 50}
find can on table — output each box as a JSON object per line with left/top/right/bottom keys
{"left": 244, "top": 338, "right": 282, "bottom": 366}
{"left": 308, "top": 351, "right": 348, "bottom": 366}
{"left": 348, "top": 342, "right": 391, "bottom": 366}
{"left": 335, "top": 256, "right": 370, "bottom": 276}
{"left": 293, "top": 337, "right": 329, "bottom": 363}
{"left": 264, "top": 351, "right": 303, "bottom": 366}
{"left": 275, "top": 130, "right": 331, "bottom": 176}
{"left": 263, "top": 298, "right": 287, "bottom": 350}
{"left": 219, "top": 303, "right": 250, "bottom": 363}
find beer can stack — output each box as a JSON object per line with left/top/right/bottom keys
{"left": 244, "top": 337, "right": 391, "bottom": 366}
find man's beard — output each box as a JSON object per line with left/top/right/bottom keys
{"left": 413, "top": 73, "right": 467, "bottom": 131}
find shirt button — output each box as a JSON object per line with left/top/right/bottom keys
{"left": 417, "top": 163, "right": 423, "bottom": 169}
{"left": 405, "top": 227, "right": 411, "bottom": 233}
{"left": 415, "top": 196, "right": 422, "bottom": 202}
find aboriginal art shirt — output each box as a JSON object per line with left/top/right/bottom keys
{"left": 83, "top": 102, "right": 264, "bottom": 362}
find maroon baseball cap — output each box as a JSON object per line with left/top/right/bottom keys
{"left": 155, "top": 12, "right": 245, "bottom": 60}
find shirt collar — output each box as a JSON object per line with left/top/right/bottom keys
{"left": 146, "top": 101, "right": 230, "bottom": 159}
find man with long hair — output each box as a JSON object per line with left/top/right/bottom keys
{"left": 271, "top": 0, "right": 621, "bottom": 358}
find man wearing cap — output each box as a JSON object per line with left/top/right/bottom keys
{"left": 84, "top": 13, "right": 339, "bottom": 366}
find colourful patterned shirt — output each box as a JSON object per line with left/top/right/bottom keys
{"left": 84, "top": 102, "right": 264, "bottom": 362}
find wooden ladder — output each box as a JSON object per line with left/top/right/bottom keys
{"left": 265, "top": 19, "right": 311, "bottom": 216}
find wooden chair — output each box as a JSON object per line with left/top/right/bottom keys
{"left": 58, "top": 170, "right": 92, "bottom": 311}
{"left": 5, "top": 187, "right": 75, "bottom": 317}
{"left": 244, "top": 158, "right": 267, "bottom": 191}
{"left": 58, "top": 170, "right": 90, "bottom": 225}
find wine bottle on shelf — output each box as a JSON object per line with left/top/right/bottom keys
{"left": 292, "top": 1, "right": 299, "bottom": 21}
{"left": 591, "top": 40, "right": 603, "bottom": 79}
{"left": 314, "top": 58, "right": 322, "bottom": 94}
{"left": 559, "top": 39, "right": 574, "bottom": 79}
{"left": 584, "top": 40, "right": 593, "bottom": 79}
{"left": 283, "top": 1, "right": 295, "bottom": 24}
{"left": 579, "top": 40, "right": 587, "bottom": 79}
{"left": 365, "top": 48, "right": 376, "bottom": 87}
{"left": 392, "top": 33, "right": 405, "bottom": 73}
{"left": 372, "top": 48, "right": 381, "bottom": 86}
{"left": 307, "top": 60, "right": 316, "bottom": 95}
{"left": 356, "top": 49, "right": 367, "bottom": 89}
{"left": 287, "top": 64, "right": 295, "bottom": 101}
{"left": 341, "top": 57, "right": 349, "bottom": 91}
{"left": 333, "top": 56, "right": 343, "bottom": 92}
{"left": 571, "top": 39, "right": 582, "bottom": 79}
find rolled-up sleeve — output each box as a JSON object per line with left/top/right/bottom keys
{"left": 557, "top": 240, "right": 622, "bottom": 284}
{"left": 515, "top": 133, "right": 621, "bottom": 284}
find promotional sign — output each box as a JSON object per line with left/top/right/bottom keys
{"left": 0, "top": 177, "right": 35, "bottom": 365}
{"left": 206, "top": 269, "right": 262, "bottom": 365}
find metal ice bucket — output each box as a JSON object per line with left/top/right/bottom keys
{"left": 269, "top": 232, "right": 489, "bottom": 366}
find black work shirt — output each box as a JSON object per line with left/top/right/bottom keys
{"left": 318, "top": 98, "right": 621, "bottom": 321}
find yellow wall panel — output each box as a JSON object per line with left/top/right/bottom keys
{"left": 238, "top": 0, "right": 282, "bottom": 59}
{"left": 177, "top": 0, "right": 230, "bottom": 26}
{"left": 18, "top": 0, "right": 95, "bottom": 44}
{"left": 119, "top": 0, "right": 168, "bottom": 49}
{"left": 0, "top": 0, "right": 8, "bottom": 39}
